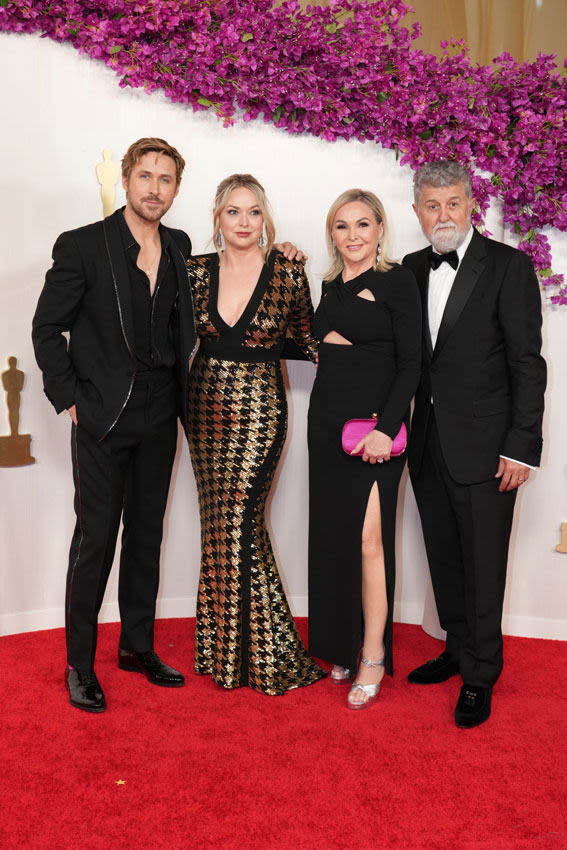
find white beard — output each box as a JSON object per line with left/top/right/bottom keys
{"left": 430, "top": 221, "right": 469, "bottom": 253}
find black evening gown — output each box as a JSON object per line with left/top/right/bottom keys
{"left": 308, "top": 265, "right": 421, "bottom": 676}
{"left": 186, "top": 250, "right": 326, "bottom": 695}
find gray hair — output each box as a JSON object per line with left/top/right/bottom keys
{"left": 413, "top": 160, "right": 472, "bottom": 204}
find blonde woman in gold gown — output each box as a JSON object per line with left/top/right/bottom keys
{"left": 186, "top": 175, "right": 325, "bottom": 695}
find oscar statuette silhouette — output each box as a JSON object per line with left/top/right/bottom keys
{"left": 0, "top": 356, "right": 35, "bottom": 467}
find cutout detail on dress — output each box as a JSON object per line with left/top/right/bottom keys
{"left": 323, "top": 330, "right": 353, "bottom": 346}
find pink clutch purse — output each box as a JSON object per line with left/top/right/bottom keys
{"left": 342, "top": 414, "right": 407, "bottom": 457}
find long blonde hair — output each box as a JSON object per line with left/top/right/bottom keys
{"left": 324, "top": 189, "right": 393, "bottom": 280}
{"left": 212, "top": 174, "right": 276, "bottom": 258}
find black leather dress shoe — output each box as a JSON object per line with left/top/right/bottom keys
{"left": 118, "top": 649, "right": 185, "bottom": 687}
{"left": 407, "top": 651, "right": 460, "bottom": 684}
{"left": 65, "top": 667, "right": 106, "bottom": 713}
{"left": 455, "top": 684, "right": 492, "bottom": 728}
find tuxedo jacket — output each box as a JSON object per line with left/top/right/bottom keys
{"left": 32, "top": 209, "right": 196, "bottom": 440}
{"left": 403, "top": 229, "right": 546, "bottom": 484}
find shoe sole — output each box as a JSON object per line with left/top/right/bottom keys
{"left": 68, "top": 699, "right": 106, "bottom": 713}
{"left": 118, "top": 660, "right": 185, "bottom": 687}
{"left": 455, "top": 712, "right": 491, "bottom": 729}
{"left": 347, "top": 696, "right": 379, "bottom": 710}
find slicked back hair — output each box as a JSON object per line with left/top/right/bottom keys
{"left": 121, "top": 138, "right": 186, "bottom": 185}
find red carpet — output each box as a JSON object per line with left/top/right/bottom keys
{"left": 1, "top": 619, "right": 566, "bottom": 850}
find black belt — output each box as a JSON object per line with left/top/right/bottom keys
{"left": 133, "top": 366, "right": 175, "bottom": 386}
{"left": 199, "top": 342, "right": 281, "bottom": 363}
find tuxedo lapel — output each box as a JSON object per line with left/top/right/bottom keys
{"left": 433, "top": 229, "right": 487, "bottom": 358}
{"left": 103, "top": 211, "right": 136, "bottom": 360}
{"left": 163, "top": 228, "right": 196, "bottom": 360}
{"left": 415, "top": 249, "right": 434, "bottom": 360}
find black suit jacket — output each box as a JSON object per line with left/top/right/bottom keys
{"left": 32, "top": 209, "right": 196, "bottom": 440}
{"left": 403, "top": 229, "right": 546, "bottom": 484}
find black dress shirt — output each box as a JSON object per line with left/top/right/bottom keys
{"left": 118, "top": 209, "right": 177, "bottom": 370}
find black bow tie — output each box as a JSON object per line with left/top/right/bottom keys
{"left": 428, "top": 250, "right": 459, "bottom": 271}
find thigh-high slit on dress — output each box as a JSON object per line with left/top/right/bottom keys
{"left": 186, "top": 251, "right": 326, "bottom": 695}
{"left": 308, "top": 265, "right": 421, "bottom": 676}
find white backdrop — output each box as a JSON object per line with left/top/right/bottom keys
{"left": 1, "top": 34, "right": 566, "bottom": 640}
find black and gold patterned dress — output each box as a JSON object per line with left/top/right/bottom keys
{"left": 186, "top": 250, "right": 326, "bottom": 695}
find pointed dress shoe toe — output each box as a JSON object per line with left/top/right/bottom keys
{"left": 407, "top": 651, "right": 460, "bottom": 684}
{"left": 455, "top": 684, "right": 492, "bottom": 728}
{"left": 65, "top": 667, "right": 106, "bottom": 713}
{"left": 118, "top": 649, "right": 185, "bottom": 687}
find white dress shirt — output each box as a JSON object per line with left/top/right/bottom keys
{"left": 428, "top": 227, "right": 532, "bottom": 469}
{"left": 428, "top": 226, "right": 474, "bottom": 350}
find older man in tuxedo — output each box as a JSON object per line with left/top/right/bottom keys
{"left": 403, "top": 160, "right": 546, "bottom": 728}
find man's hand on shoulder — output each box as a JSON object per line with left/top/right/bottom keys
{"left": 275, "top": 241, "right": 307, "bottom": 262}
{"left": 495, "top": 457, "right": 530, "bottom": 492}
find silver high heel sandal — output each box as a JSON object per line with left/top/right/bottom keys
{"left": 330, "top": 665, "right": 351, "bottom": 684}
{"left": 347, "top": 656, "right": 385, "bottom": 710}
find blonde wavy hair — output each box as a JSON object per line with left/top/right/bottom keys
{"left": 324, "top": 189, "right": 393, "bottom": 280}
{"left": 212, "top": 174, "right": 276, "bottom": 258}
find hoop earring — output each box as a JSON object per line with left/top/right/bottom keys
{"left": 215, "top": 230, "right": 224, "bottom": 250}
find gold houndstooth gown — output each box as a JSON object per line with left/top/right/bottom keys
{"left": 186, "top": 251, "right": 326, "bottom": 695}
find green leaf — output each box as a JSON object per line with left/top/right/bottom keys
{"left": 514, "top": 221, "right": 522, "bottom": 235}
{"left": 68, "top": 27, "right": 79, "bottom": 36}
{"left": 0, "top": 0, "right": 10, "bottom": 7}
{"left": 491, "top": 174, "right": 503, "bottom": 186}
{"left": 486, "top": 143, "right": 497, "bottom": 158}
{"left": 419, "top": 129, "right": 433, "bottom": 141}
{"left": 526, "top": 228, "right": 535, "bottom": 241}
{"left": 376, "top": 92, "right": 388, "bottom": 103}
{"left": 325, "top": 23, "right": 337, "bottom": 34}
{"left": 108, "top": 45, "right": 122, "bottom": 55}
{"left": 540, "top": 268, "right": 553, "bottom": 278}
{"left": 197, "top": 96, "right": 213, "bottom": 107}
{"left": 386, "top": 60, "right": 395, "bottom": 73}
{"left": 342, "top": 117, "right": 354, "bottom": 124}
{"left": 273, "top": 106, "right": 283, "bottom": 123}
{"left": 242, "top": 32, "right": 253, "bottom": 42}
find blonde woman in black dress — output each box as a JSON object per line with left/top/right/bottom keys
{"left": 186, "top": 175, "right": 325, "bottom": 696}
{"left": 308, "top": 190, "right": 421, "bottom": 709}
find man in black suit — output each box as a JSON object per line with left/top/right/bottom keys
{"left": 403, "top": 160, "right": 546, "bottom": 728}
{"left": 33, "top": 138, "right": 196, "bottom": 712}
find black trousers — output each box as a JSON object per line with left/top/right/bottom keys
{"left": 410, "top": 409, "right": 516, "bottom": 687}
{"left": 65, "top": 371, "right": 178, "bottom": 671}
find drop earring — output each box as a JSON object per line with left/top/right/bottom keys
{"left": 258, "top": 227, "right": 266, "bottom": 248}
{"left": 215, "top": 230, "right": 224, "bottom": 250}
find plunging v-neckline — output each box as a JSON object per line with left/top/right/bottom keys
{"left": 209, "top": 253, "right": 272, "bottom": 335}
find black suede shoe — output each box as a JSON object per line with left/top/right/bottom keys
{"left": 118, "top": 649, "right": 185, "bottom": 687}
{"left": 65, "top": 667, "right": 106, "bottom": 713}
{"left": 455, "top": 684, "right": 492, "bottom": 728}
{"left": 407, "top": 651, "right": 460, "bottom": 684}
